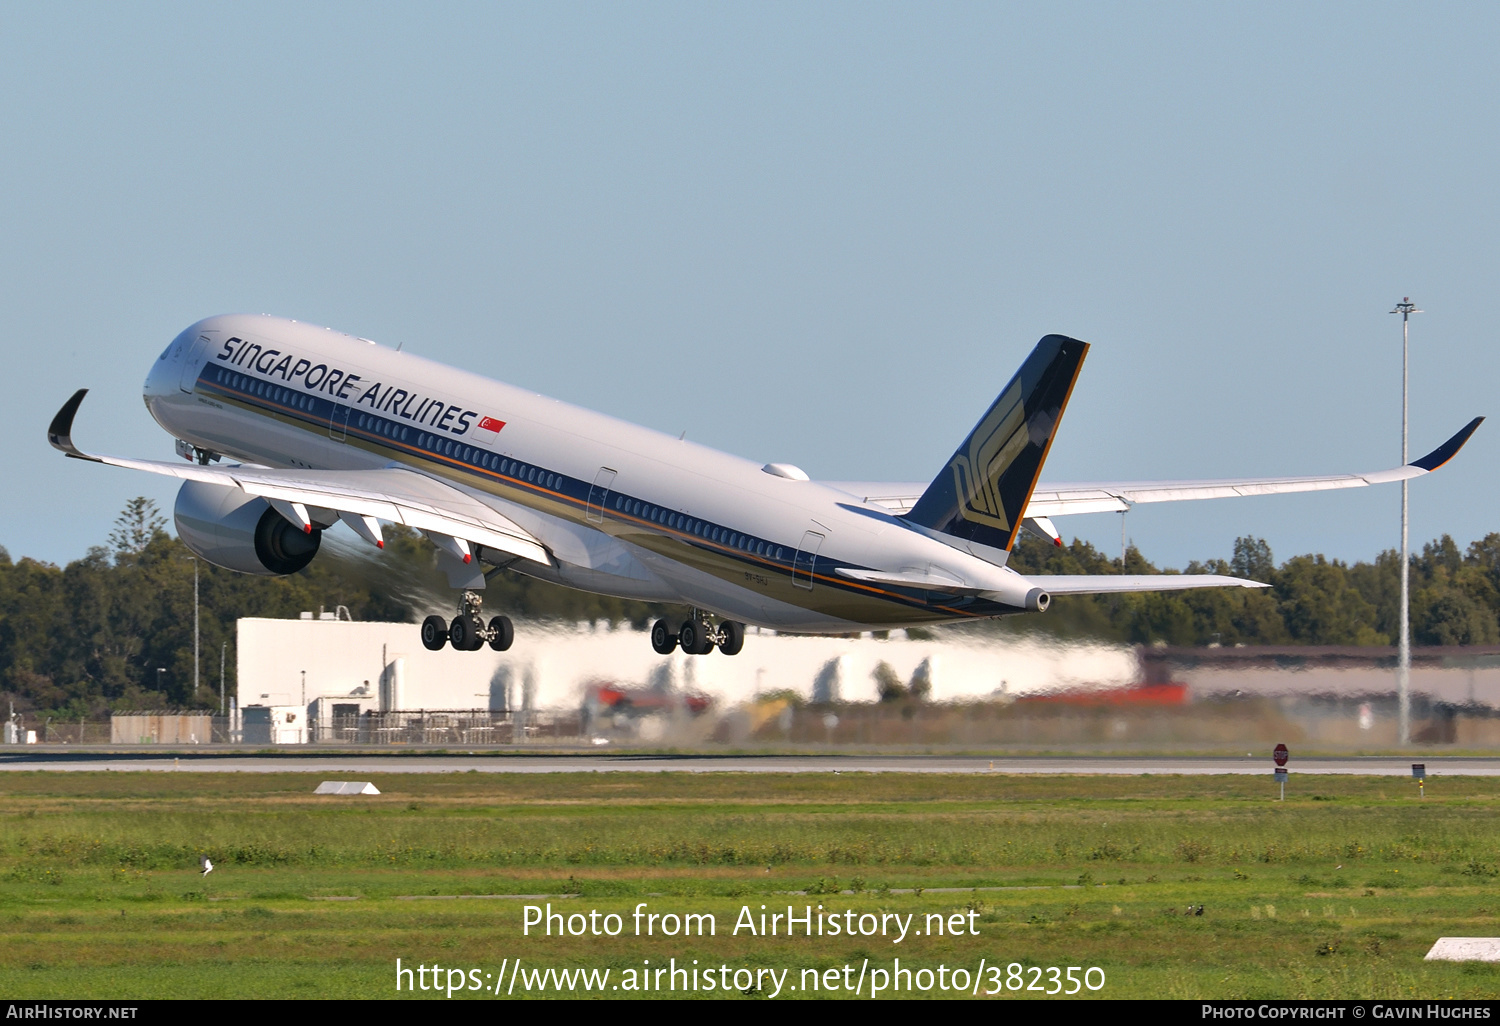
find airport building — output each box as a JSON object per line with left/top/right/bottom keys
{"left": 232, "top": 614, "right": 1139, "bottom": 743}
{"left": 215, "top": 618, "right": 1500, "bottom": 748}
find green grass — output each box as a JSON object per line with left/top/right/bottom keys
{"left": 1, "top": 771, "right": 1498, "bottom": 999}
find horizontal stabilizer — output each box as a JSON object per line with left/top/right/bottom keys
{"left": 1028, "top": 574, "right": 1268, "bottom": 595}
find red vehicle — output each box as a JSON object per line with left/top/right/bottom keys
{"left": 580, "top": 682, "right": 712, "bottom": 734}
{"left": 1015, "top": 682, "right": 1189, "bottom": 706}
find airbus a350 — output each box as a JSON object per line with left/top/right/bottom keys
{"left": 47, "top": 316, "right": 1482, "bottom": 656}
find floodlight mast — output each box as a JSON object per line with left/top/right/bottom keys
{"left": 1391, "top": 297, "right": 1421, "bottom": 746}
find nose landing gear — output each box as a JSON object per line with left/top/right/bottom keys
{"left": 421, "top": 591, "right": 514, "bottom": 652}
{"left": 650, "top": 612, "right": 745, "bottom": 656}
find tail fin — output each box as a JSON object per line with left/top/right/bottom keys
{"left": 904, "top": 334, "right": 1088, "bottom": 556}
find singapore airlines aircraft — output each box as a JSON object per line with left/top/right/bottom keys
{"left": 48, "top": 315, "right": 1481, "bottom": 657}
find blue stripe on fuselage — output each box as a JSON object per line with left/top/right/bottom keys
{"left": 194, "top": 365, "right": 1015, "bottom": 619}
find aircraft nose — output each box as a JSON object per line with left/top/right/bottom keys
{"left": 144, "top": 328, "right": 193, "bottom": 401}
{"left": 143, "top": 352, "right": 174, "bottom": 400}
{"left": 144, "top": 328, "right": 193, "bottom": 408}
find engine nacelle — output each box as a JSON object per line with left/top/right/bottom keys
{"left": 174, "top": 479, "right": 321, "bottom": 575}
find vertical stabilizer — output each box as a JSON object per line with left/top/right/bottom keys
{"left": 904, "top": 334, "right": 1088, "bottom": 557}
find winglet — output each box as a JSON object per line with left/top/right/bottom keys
{"left": 47, "top": 389, "right": 91, "bottom": 458}
{"left": 1411, "top": 416, "right": 1484, "bottom": 472}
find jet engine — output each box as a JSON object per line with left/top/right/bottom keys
{"left": 174, "top": 479, "right": 321, "bottom": 575}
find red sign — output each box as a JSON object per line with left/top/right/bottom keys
{"left": 1273, "top": 743, "right": 1289, "bottom": 767}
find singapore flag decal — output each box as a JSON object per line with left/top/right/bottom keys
{"left": 473, "top": 415, "right": 506, "bottom": 443}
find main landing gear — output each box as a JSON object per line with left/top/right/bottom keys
{"left": 421, "top": 591, "right": 514, "bottom": 652}
{"left": 651, "top": 611, "right": 745, "bottom": 656}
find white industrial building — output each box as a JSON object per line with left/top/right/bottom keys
{"left": 234, "top": 615, "right": 1139, "bottom": 742}
{"left": 215, "top": 619, "right": 1500, "bottom": 748}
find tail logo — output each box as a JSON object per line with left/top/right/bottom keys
{"left": 949, "top": 381, "right": 1027, "bottom": 531}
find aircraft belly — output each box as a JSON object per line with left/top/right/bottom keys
{"left": 617, "top": 529, "right": 950, "bottom": 632}
{"left": 157, "top": 394, "right": 354, "bottom": 471}
{"left": 510, "top": 559, "right": 679, "bottom": 602}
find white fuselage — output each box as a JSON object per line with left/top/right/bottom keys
{"left": 143, "top": 314, "right": 1034, "bottom": 631}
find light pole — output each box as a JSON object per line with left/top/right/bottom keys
{"left": 192, "top": 557, "right": 199, "bottom": 698}
{"left": 1391, "top": 297, "right": 1421, "bottom": 745}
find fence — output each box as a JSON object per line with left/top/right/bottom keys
{"left": 15, "top": 694, "right": 1500, "bottom": 748}
{"left": 29, "top": 717, "right": 234, "bottom": 744}
{"left": 313, "top": 709, "right": 581, "bottom": 744}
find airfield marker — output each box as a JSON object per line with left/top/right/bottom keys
{"left": 1413, "top": 763, "right": 1425, "bottom": 798}
{"left": 1274, "top": 743, "right": 1289, "bottom": 801}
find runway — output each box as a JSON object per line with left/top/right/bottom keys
{"left": 2, "top": 751, "right": 1496, "bottom": 775}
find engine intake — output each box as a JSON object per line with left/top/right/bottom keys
{"left": 174, "top": 479, "right": 321, "bottom": 575}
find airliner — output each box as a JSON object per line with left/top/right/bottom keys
{"left": 47, "top": 315, "right": 1482, "bottom": 657}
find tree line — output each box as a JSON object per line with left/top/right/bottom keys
{"left": 0, "top": 498, "right": 671, "bottom": 718}
{"left": 1004, "top": 532, "right": 1500, "bottom": 648}
{"left": 2, "top": 498, "right": 1498, "bottom": 718}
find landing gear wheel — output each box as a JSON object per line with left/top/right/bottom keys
{"left": 488, "top": 615, "right": 514, "bottom": 652}
{"left": 421, "top": 615, "right": 450, "bottom": 651}
{"left": 718, "top": 620, "right": 745, "bottom": 656}
{"left": 651, "top": 619, "right": 678, "bottom": 655}
{"left": 679, "top": 620, "right": 713, "bottom": 655}
{"left": 450, "top": 614, "right": 483, "bottom": 651}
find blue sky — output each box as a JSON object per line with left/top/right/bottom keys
{"left": 2, "top": 3, "right": 1496, "bottom": 570}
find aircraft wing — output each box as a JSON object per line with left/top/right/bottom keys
{"left": 821, "top": 482, "right": 930, "bottom": 514}
{"left": 47, "top": 388, "right": 548, "bottom": 565}
{"left": 825, "top": 416, "right": 1484, "bottom": 519}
